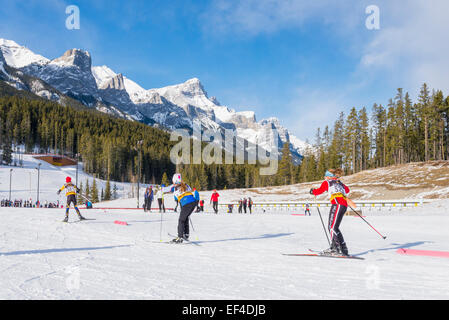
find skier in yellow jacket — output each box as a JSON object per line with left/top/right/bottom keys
{"left": 57, "top": 176, "right": 86, "bottom": 222}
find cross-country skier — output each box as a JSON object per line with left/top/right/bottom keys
{"left": 305, "top": 203, "right": 311, "bottom": 216}
{"left": 161, "top": 173, "right": 198, "bottom": 243}
{"left": 310, "top": 169, "right": 350, "bottom": 256}
{"left": 57, "top": 177, "right": 86, "bottom": 222}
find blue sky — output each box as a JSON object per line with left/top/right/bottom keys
{"left": 1, "top": 0, "right": 449, "bottom": 142}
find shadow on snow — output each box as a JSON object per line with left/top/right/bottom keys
{"left": 1, "top": 244, "right": 131, "bottom": 256}
{"left": 194, "top": 233, "right": 294, "bottom": 244}
{"left": 354, "top": 241, "right": 434, "bottom": 257}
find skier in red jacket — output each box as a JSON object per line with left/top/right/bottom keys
{"left": 210, "top": 190, "right": 219, "bottom": 214}
{"left": 310, "top": 168, "right": 350, "bottom": 256}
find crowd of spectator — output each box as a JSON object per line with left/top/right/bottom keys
{"left": 0, "top": 199, "right": 61, "bottom": 208}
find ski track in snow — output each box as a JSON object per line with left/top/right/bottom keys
{"left": 0, "top": 202, "right": 448, "bottom": 300}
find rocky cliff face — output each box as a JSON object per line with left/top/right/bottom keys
{"left": 21, "top": 49, "right": 99, "bottom": 103}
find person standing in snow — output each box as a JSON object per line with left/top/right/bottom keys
{"left": 156, "top": 186, "right": 165, "bottom": 213}
{"left": 310, "top": 169, "right": 350, "bottom": 256}
{"left": 144, "top": 186, "right": 153, "bottom": 212}
{"left": 238, "top": 199, "right": 243, "bottom": 213}
{"left": 210, "top": 190, "right": 219, "bottom": 214}
{"left": 57, "top": 176, "right": 86, "bottom": 222}
{"left": 160, "top": 174, "right": 198, "bottom": 243}
{"left": 243, "top": 197, "right": 247, "bottom": 214}
{"left": 248, "top": 197, "right": 253, "bottom": 214}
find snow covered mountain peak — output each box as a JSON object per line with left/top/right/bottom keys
{"left": 0, "top": 38, "right": 49, "bottom": 68}
{"left": 260, "top": 117, "right": 282, "bottom": 127}
{"left": 100, "top": 73, "right": 126, "bottom": 91}
{"left": 92, "top": 65, "right": 117, "bottom": 87}
{"left": 161, "top": 77, "right": 208, "bottom": 97}
{"left": 51, "top": 49, "right": 91, "bottom": 72}
{"left": 0, "top": 37, "right": 312, "bottom": 162}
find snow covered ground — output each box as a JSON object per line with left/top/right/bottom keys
{"left": 0, "top": 197, "right": 448, "bottom": 300}
{"left": 1, "top": 155, "right": 449, "bottom": 299}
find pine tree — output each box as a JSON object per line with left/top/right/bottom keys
{"left": 278, "top": 143, "right": 292, "bottom": 185}
{"left": 161, "top": 172, "right": 169, "bottom": 186}
{"left": 91, "top": 179, "right": 99, "bottom": 203}
{"left": 104, "top": 178, "right": 111, "bottom": 201}
{"left": 329, "top": 112, "right": 345, "bottom": 169}
{"left": 84, "top": 179, "right": 90, "bottom": 201}
{"left": 372, "top": 104, "right": 387, "bottom": 167}
{"left": 358, "top": 107, "right": 370, "bottom": 171}
{"left": 2, "top": 141, "right": 12, "bottom": 165}
{"left": 418, "top": 83, "right": 431, "bottom": 161}
{"left": 343, "top": 108, "right": 360, "bottom": 173}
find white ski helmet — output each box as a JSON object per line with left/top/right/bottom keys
{"left": 172, "top": 173, "right": 182, "bottom": 184}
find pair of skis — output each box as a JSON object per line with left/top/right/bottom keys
{"left": 62, "top": 218, "right": 96, "bottom": 224}
{"left": 151, "top": 233, "right": 201, "bottom": 246}
{"left": 283, "top": 249, "right": 364, "bottom": 260}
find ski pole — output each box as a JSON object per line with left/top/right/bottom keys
{"left": 314, "top": 196, "right": 331, "bottom": 246}
{"left": 159, "top": 209, "right": 164, "bottom": 242}
{"left": 189, "top": 217, "right": 198, "bottom": 240}
{"left": 348, "top": 205, "right": 387, "bottom": 240}
{"left": 78, "top": 193, "right": 92, "bottom": 202}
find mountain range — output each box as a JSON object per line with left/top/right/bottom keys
{"left": 0, "top": 38, "right": 311, "bottom": 163}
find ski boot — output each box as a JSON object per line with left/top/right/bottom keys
{"left": 339, "top": 242, "right": 350, "bottom": 257}
{"left": 321, "top": 247, "right": 340, "bottom": 256}
{"left": 321, "top": 241, "right": 340, "bottom": 256}
{"left": 78, "top": 214, "right": 86, "bottom": 221}
{"left": 171, "top": 237, "right": 184, "bottom": 244}
{"left": 183, "top": 234, "right": 190, "bottom": 241}
{"left": 62, "top": 216, "right": 69, "bottom": 223}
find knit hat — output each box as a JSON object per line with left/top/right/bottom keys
{"left": 324, "top": 171, "right": 335, "bottom": 178}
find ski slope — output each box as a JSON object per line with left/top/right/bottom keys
{"left": 0, "top": 154, "right": 141, "bottom": 204}
{"left": 0, "top": 198, "right": 448, "bottom": 299}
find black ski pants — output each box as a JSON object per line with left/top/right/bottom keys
{"left": 328, "top": 203, "right": 347, "bottom": 248}
{"left": 178, "top": 201, "right": 197, "bottom": 238}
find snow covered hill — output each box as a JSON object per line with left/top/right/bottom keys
{"left": 0, "top": 39, "right": 49, "bottom": 68}
{"left": 0, "top": 38, "right": 312, "bottom": 162}
{"left": 210, "top": 161, "right": 449, "bottom": 203}
{"left": 0, "top": 154, "right": 141, "bottom": 205}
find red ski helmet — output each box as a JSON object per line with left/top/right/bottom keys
{"left": 66, "top": 176, "right": 72, "bottom": 183}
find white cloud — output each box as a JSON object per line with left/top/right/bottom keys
{"left": 202, "top": 0, "right": 361, "bottom": 36}
{"left": 359, "top": 0, "right": 449, "bottom": 95}
{"left": 203, "top": 0, "right": 449, "bottom": 139}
